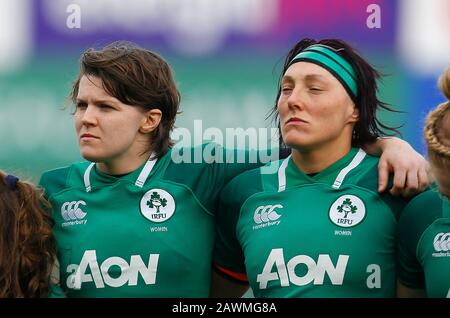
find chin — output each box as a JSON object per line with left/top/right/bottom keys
{"left": 80, "top": 150, "right": 103, "bottom": 163}
{"left": 283, "top": 134, "right": 313, "bottom": 149}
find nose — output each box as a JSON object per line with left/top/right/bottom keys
{"left": 80, "top": 105, "right": 98, "bottom": 126}
{"left": 286, "top": 88, "right": 305, "bottom": 111}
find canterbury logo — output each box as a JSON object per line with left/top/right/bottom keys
{"left": 254, "top": 204, "right": 283, "bottom": 224}
{"left": 433, "top": 232, "right": 450, "bottom": 252}
{"left": 61, "top": 201, "right": 87, "bottom": 221}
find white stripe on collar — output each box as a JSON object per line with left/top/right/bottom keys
{"left": 332, "top": 148, "right": 366, "bottom": 189}
{"left": 277, "top": 149, "right": 366, "bottom": 192}
{"left": 83, "top": 154, "right": 158, "bottom": 192}
{"left": 83, "top": 163, "right": 95, "bottom": 193}
{"left": 277, "top": 155, "right": 291, "bottom": 192}
{"left": 135, "top": 154, "right": 158, "bottom": 188}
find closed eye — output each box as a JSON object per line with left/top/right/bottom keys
{"left": 309, "top": 87, "right": 324, "bottom": 94}
{"left": 98, "top": 103, "right": 116, "bottom": 111}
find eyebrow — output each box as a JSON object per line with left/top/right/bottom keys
{"left": 304, "top": 74, "right": 328, "bottom": 81}
{"left": 282, "top": 74, "right": 328, "bottom": 82}
{"left": 76, "top": 97, "right": 118, "bottom": 105}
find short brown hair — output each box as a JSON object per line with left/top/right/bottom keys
{"left": 424, "top": 67, "right": 450, "bottom": 171}
{"left": 70, "top": 41, "right": 181, "bottom": 159}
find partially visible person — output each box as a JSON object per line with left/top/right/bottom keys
{"left": 0, "top": 171, "right": 61, "bottom": 298}
{"left": 212, "top": 38, "right": 422, "bottom": 298}
{"left": 397, "top": 67, "right": 450, "bottom": 298}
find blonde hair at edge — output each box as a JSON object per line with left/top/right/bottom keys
{"left": 424, "top": 67, "right": 450, "bottom": 171}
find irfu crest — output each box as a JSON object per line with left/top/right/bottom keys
{"left": 329, "top": 195, "right": 366, "bottom": 228}
{"left": 147, "top": 192, "right": 167, "bottom": 213}
{"left": 140, "top": 189, "right": 175, "bottom": 223}
{"left": 336, "top": 198, "right": 358, "bottom": 219}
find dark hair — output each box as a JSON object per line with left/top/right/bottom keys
{"left": 70, "top": 41, "right": 181, "bottom": 159}
{"left": 0, "top": 171, "right": 56, "bottom": 297}
{"left": 271, "top": 38, "right": 400, "bottom": 148}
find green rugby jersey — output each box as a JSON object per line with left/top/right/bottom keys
{"left": 39, "top": 145, "right": 262, "bottom": 297}
{"left": 397, "top": 189, "right": 450, "bottom": 298}
{"left": 214, "top": 148, "right": 409, "bottom": 297}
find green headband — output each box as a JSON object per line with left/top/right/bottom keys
{"left": 288, "top": 44, "right": 358, "bottom": 101}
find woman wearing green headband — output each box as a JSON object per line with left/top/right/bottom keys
{"left": 212, "top": 38, "right": 420, "bottom": 297}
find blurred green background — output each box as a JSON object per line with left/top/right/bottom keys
{"left": 0, "top": 0, "right": 449, "bottom": 182}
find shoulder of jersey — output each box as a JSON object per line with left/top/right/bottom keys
{"left": 397, "top": 188, "right": 444, "bottom": 245}
{"left": 403, "top": 188, "right": 442, "bottom": 217}
{"left": 350, "top": 153, "right": 395, "bottom": 192}
{"left": 228, "top": 165, "right": 262, "bottom": 185}
{"left": 354, "top": 152, "right": 379, "bottom": 174}
{"left": 39, "top": 161, "right": 92, "bottom": 197}
{"left": 222, "top": 161, "right": 278, "bottom": 200}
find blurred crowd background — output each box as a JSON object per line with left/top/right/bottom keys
{"left": 0, "top": 0, "right": 449, "bottom": 182}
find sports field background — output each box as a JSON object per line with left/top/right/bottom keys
{"left": 0, "top": 0, "right": 449, "bottom": 182}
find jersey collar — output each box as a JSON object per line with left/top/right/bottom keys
{"left": 83, "top": 153, "right": 159, "bottom": 193}
{"left": 277, "top": 148, "right": 366, "bottom": 192}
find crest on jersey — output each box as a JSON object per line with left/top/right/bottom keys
{"left": 329, "top": 195, "right": 366, "bottom": 228}
{"left": 140, "top": 189, "right": 175, "bottom": 223}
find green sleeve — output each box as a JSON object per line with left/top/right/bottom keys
{"left": 48, "top": 284, "right": 67, "bottom": 298}
{"left": 39, "top": 167, "right": 70, "bottom": 199}
{"left": 397, "top": 189, "right": 442, "bottom": 289}
{"left": 164, "top": 144, "right": 274, "bottom": 214}
{"left": 213, "top": 168, "right": 263, "bottom": 278}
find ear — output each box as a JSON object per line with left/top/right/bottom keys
{"left": 347, "top": 104, "right": 359, "bottom": 124}
{"left": 140, "top": 109, "right": 162, "bottom": 134}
